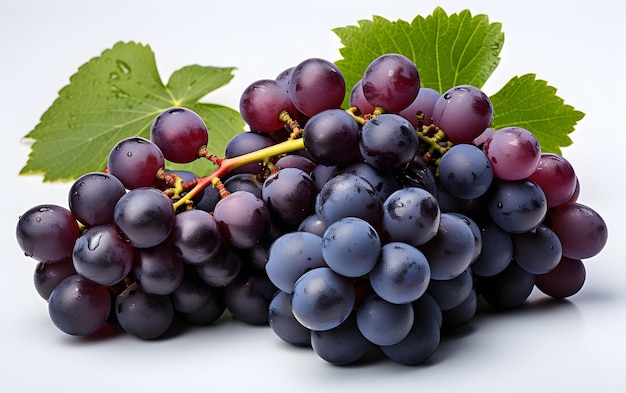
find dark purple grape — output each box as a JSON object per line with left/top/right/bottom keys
{"left": 107, "top": 136, "right": 164, "bottom": 189}
{"left": 359, "top": 114, "right": 419, "bottom": 172}
{"left": 213, "top": 191, "right": 271, "bottom": 249}
{"left": 113, "top": 187, "right": 175, "bottom": 248}
{"left": 170, "top": 266, "right": 218, "bottom": 314}
{"left": 16, "top": 204, "right": 80, "bottom": 263}
{"left": 224, "top": 266, "right": 277, "bottom": 325}
{"left": 179, "top": 288, "right": 226, "bottom": 326}
{"left": 362, "top": 53, "right": 420, "bottom": 113}
{"left": 288, "top": 58, "right": 346, "bottom": 117}
{"left": 150, "top": 107, "right": 208, "bottom": 163}
{"left": 223, "top": 173, "right": 263, "bottom": 198}
{"left": 132, "top": 240, "right": 184, "bottom": 295}
{"left": 262, "top": 168, "right": 317, "bottom": 226}
{"left": 34, "top": 258, "right": 77, "bottom": 300}
{"left": 115, "top": 281, "right": 174, "bottom": 339}
{"left": 349, "top": 79, "right": 376, "bottom": 115}
{"left": 195, "top": 248, "right": 243, "bottom": 287}
{"left": 432, "top": 85, "right": 493, "bottom": 144}
{"left": 528, "top": 153, "right": 577, "bottom": 208}
{"left": 72, "top": 224, "right": 134, "bottom": 286}
{"left": 48, "top": 274, "right": 111, "bottom": 336}
{"left": 547, "top": 202, "right": 607, "bottom": 259}
{"left": 302, "top": 109, "right": 361, "bottom": 167}
{"left": 535, "top": 256, "right": 586, "bottom": 298}
{"left": 274, "top": 154, "right": 316, "bottom": 174}
{"left": 68, "top": 172, "right": 126, "bottom": 227}
{"left": 171, "top": 209, "right": 222, "bottom": 265}
{"left": 224, "top": 131, "right": 274, "bottom": 176}
{"left": 239, "top": 79, "right": 299, "bottom": 132}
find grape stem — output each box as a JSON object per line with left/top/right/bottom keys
{"left": 172, "top": 137, "right": 305, "bottom": 210}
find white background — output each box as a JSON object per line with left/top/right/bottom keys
{"left": 1, "top": 1, "right": 625, "bottom": 392}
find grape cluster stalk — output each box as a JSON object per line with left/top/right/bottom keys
{"left": 16, "top": 54, "right": 607, "bottom": 364}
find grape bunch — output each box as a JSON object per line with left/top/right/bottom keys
{"left": 15, "top": 53, "right": 607, "bottom": 366}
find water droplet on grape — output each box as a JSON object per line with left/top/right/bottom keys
{"left": 88, "top": 233, "right": 103, "bottom": 251}
{"left": 497, "top": 202, "right": 503, "bottom": 209}
{"left": 127, "top": 152, "right": 133, "bottom": 158}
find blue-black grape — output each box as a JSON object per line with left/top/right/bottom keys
{"left": 291, "top": 267, "right": 355, "bottom": 331}
{"left": 224, "top": 266, "right": 277, "bottom": 325}
{"left": 512, "top": 224, "right": 562, "bottom": 275}
{"left": 382, "top": 187, "right": 440, "bottom": 247}
{"left": 303, "top": 109, "right": 361, "bottom": 166}
{"left": 475, "top": 262, "right": 535, "bottom": 309}
{"left": 268, "top": 290, "right": 311, "bottom": 347}
{"left": 262, "top": 167, "right": 317, "bottom": 226}
{"left": 427, "top": 268, "right": 473, "bottom": 311}
{"left": 315, "top": 173, "right": 383, "bottom": 226}
{"left": 438, "top": 143, "right": 493, "bottom": 200}
{"left": 368, "top": 242, "right": 430, "bottom": 304}
{"left": 322, "top": 217, "right": 381, "bottom": 278}
{"left": 356, "top": 294, "right": 414, "bottom": 346}
{"left": 310, "top": 312, "right": 371, "bottom": 365}
{"left": 265, "top": 231, "right": 326, "bottom": 293}
{"left": 487, "top": 179, "right": 547, "bottom": 234}
{"left": 359, "top": 114, "right": 419, "bottom": 172}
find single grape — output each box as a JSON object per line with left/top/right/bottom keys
{"left": 262, "top": 167, "right": 317, "bottom": 226}
{"left": 16, "top": 204, "right": 80, "bottom": 263}
{"left": 487, "top": 179, "right": 547, "bottom": 234}
{"left": 362, "top": 53, "right": 420, "bottom": 113}
{"left": 535, "top": 256, "right": 586, "bottom": 298}
{"left": 310, "top": 312, "right": 371, "bottom": 365}
{"left": 291, "top": 267, "right": 356, "bottom": 331}
{"left": 48, "top": 274, "right": 111, "bottom": 336}
{"left": 528, "top": 153, "right": 577, "bottom": 208}
{"left": 432, "top": 85, "right": 493, "bottom": 144}
{"left": 297, "top": 214, "right": 328, "bottom": 237}
{"left": 303, "top": 109, "right": 361, "bottom": 166}
{"left": 268, "top": 290, "right": 311, "bottom": 347}
{"left": 512, "top": 224, "right": 562, "bottom": 275}
{"left": 34, "top": 258, "right": 76, "bottom": 300}
{"left": 72, "top": 224, "right": 134, "bottom": 286}
{"left": 359, "top": 113, "right": 419, "bottom": 172}
{"left": 398, "top": 87, "right": 441, "bottom": 126}
{"left": 483, "top": 127, "right": 541, "bottom": 181}
{"left": 356, "top": 294, "right": 414, "bottom": 346}
{"left": 150, "top": 107, "right": 208, "bottom": 163}
{"left": 265, "top": 231, "right": 326, "bottom": 293}
{"left": 382, "top": 186, "right": 440, "bottom": 247}
{"left": 288, "top": 58, "right": 346, "bottom": 117}
{"left": 322, "top": 217, "right": 381, "bottom": 278}
{"left": 546, "top": 202, "right": 608, "bottom": 259}
{"left": 274, "top": 154, "right": 316, "bottom": 174}
{"left": 107, "top": 136, "right": 164, "bottom": 189}
{"left": 213, "top": 191, "right": 272, "bottom": 249}
{"left": 223, "top": 173, "right": 263, "bottom": 198}
{"left": 132, "top": 240, "right": 184, "bottom": 295}
{"left": 68, "top": 172, "right": 126, "bottom": 227}
{"left": 171, "top": 209, "right": 222, "bottom": 265}
{"left": 438, "top": 143, "right": 493, "bottom": 200}
{"left": 330, "top": 160, "right": 401, "bottom": 203}
{"left": 239, "top": 79, "right": 299, "bottom": 132}
{"left": 115, "top": 281, "right": 174, "bottom": 339}
{"left": 349, "top": 79, "right": 376, "bottom": 115}
{"left": 114, "top": 187, "right": 175, "bottom": 249}
{"left": 472, "top": 220, "right": 513, "bottom": 277}
{"left": 420, "top": 213, "right": 476, "bottom": 280}
{"left": 369, "top": 242, "right": 430, "bottom": 304}
{"left": 315, "top": 173, "right": 383, "bottom": 226}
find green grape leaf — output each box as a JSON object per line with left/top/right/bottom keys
{"left": 19, "top": 41, "right": 244, "bottom": 182}
{"left": 333, "top": 7, "right": 504, "bottom": 102}
{"left": 489, "top": 74, "right": 585, "bottom": 155}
